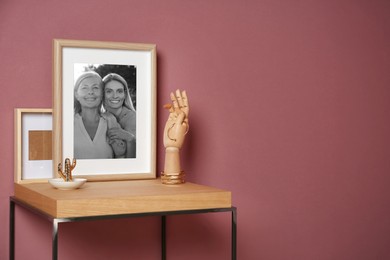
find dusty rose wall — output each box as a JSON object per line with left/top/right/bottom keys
{"left": 1, "top": 0, "right": 389, "bottom": 259}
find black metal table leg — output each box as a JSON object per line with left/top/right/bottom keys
{"left": 232, "top": 207, "right": 237, "bottom": 260}
{"left": 9, "top": 199, "right": 15, "bottom": 260}
{"left": 52, "top": 220, "right": 59, "bottom": 260}
{"left": 162, "top": 216, "right": 166, "bottom": 260}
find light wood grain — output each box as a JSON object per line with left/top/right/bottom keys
{"left": 14, "top": 179, "right": 231, "bottom": 218}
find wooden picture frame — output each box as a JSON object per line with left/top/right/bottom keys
{"left": 53, "top": 39, "right": 157, "bottom": 181}
{"left": 14, "top": 108, "right": 53, "bottom": 183}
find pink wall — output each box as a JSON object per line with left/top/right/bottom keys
{"left": 1, "top": 0, "right": 389, "bottom": 259}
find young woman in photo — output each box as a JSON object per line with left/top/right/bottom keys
{"left": 102, "top": 73, "right": 136, "bottom": 158}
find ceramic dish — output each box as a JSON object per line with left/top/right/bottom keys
{"left": 48, "top": 178, "right": 87, "bottom": 190}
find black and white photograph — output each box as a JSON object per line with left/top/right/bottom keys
{"left": 73, "top": 63, "right": 137, "bottom": 160}
{"left": 53, "top": 39, "right": 156, "bottom": 181}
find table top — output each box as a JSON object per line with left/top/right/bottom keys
{"left": 14, "top": 179, "right": 232, "bottom": 218}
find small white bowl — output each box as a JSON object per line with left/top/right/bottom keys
{"left": 48, "top": 178, "right": 87, "bottom": 190}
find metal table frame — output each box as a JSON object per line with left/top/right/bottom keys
{"left": 9, "top": 197, "right": 237, "bottom": 260}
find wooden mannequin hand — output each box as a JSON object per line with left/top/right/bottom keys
{"left": 164, "top": 111, "right": 188, "bottom": 148}
{"left": 163, "top": 90, "right": 189, "bottom": 149}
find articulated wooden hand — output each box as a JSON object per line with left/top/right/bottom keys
{"left": 163, "top": 89, "right": 189, "bottom": 149}
{"left": 162, "top": 89, "right": 189, "bottom": 184}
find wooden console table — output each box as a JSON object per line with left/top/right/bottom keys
{"left": 10, "top": 179, "right": 237, "bottom": 260}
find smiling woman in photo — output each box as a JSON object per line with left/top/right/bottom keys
{"left": 73, "top": 71, "right": 114, "bottom": 159}
{"left": 102, "top": 73, "right": 136, "bottom": 158}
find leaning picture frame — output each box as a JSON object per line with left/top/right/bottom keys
{"left": 53, "top": 39, "right": 157, "bottom": 181}
{"left": 14, "top": 108, "right": 53, "bottom": 184}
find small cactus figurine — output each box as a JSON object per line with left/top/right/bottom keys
{"left": 58, "top": 158, "right": 77, "bottom": 182}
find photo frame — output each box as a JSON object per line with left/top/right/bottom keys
{"left": 53, "top": 39, "right": 156, "bottom": 181}
{"left": 14, "top": 108, "right": 53, "bottom": 184}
